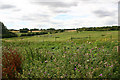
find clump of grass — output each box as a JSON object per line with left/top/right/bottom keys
{"left": 2, "top": 48, "right": 23, "bottom": 78}
{"left": 101, "top": 34, "right": 105, "bottom": 36}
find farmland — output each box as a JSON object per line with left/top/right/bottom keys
{"left": 2, "top": 31, "right": 120, "bottom": 78}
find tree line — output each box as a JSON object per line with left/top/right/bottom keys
{"left": 76, "top": 26, "right": 119, "bottom": 32}
{"left": 9, "top": 26, "right": 119, "bottom": 33}
{"left": 1, "top": 21, "right": 120, "bottom": 38}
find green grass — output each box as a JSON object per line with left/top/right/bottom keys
{"left": 3, "top": 31, "right": 118, "bottom": 42}
{"left": 2, "top": 31, "right": 120, "bottom": 78}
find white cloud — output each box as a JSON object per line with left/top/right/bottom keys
{"left": 0, "top": 0, "right": 118, "bottom": 29}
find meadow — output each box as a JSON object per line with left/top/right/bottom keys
{"left": 2, "top": 31, "right": 120, "bottom": 78}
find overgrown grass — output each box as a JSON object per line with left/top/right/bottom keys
{"left": 2, "top": 31, "right": 120, "bottom": 78}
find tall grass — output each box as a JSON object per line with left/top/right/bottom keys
{"left": 2, "top": 40, "right": 120, "bottom": 78}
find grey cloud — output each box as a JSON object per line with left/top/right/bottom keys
{"left": 31, "top": 0, "right": 61, "bottom": 2}
{"left": 93, "top": 10, "right": 115, "bottom": 17}
{"left": 0, "top": 4, "right": 16, "bottom": 9}
{"left": 13, "top": 9, "right": 21, "bottom": 12}
{"left": 20, "top": 13, "right": 50, "bottom": 22}
{"left": 53, "top": 9, "right": 70, "bottom": 13}
{"left": 34, "top": 2, "right": 78, "bottom": 8}
{"left": 21, "top": 16, "right": 35, "bottom": 21}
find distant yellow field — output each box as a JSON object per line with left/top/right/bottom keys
{"left": 65, "top": 30, "right": 76, "bottom": 32}
{"left": 29, "top": 31, "right": 41, "bottom": 32}
{"left": 10, "top": 31, "right": 19, "bottom": 33}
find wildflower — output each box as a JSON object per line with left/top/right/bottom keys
{"left": 104, "top": 62, "right": 107, "bottom": 64}
{"left": 78, "top": 70, "right": 80, "bottom": 71}
{"left": 92, "top": 49, "right": 93, "bottom": 50}
{"left": 44, "top": 72, "right": 46, "bottom": 74}
{"left": 89, "top": 42, "right": 91, "bottom": 44}
{"left": 92, "top": 54, "right": 93, "bottom": 57}
{"left": 99, "top": 74, "right": 102, "bottom": 76}
{"left": 74, "top": 68, "right": 76, "bottom": 70}
{"left": 99, "top": 48, "right": 101, "bottom": 49}
{"left": 87, "top": 60, "right": 89, "bottom": 62}
{"left": 28, "top": 72, "right": 30, "bottom": 75}
{"left": 65, "top": 52, "right": 67, "bottom": 53}
{"left": 45, "top": 61, "right": 47, "bottom": 63}
{"left": 95, "top": 47, "right": 97, "bottom": 48}
{"left": 110, "top": 65, "right": 113, "bottom": 67}
{"left": 85, "top": 53, "right": 88, "bottom": 56}
{"left": 91, "top": 67, "right": 93, "bottom": 69}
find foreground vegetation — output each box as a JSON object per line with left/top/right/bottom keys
{"left": 2, "top": 31, "right": 120, "bottom": 78}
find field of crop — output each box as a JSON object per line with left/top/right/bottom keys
{"left": 2, "top": 31, "right": 120, "bottom": 78}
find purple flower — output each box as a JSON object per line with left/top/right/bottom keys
{"left": 99, "top": 48, "right": 101, "bottom": 49}
{"left": 45, "top": 61, "right": 47, "bottom": 63}
{"left": 91, "top": 67, "right": 93, "bottom": 69}
{"left": 110, "top": 65, "right": 113, "bottom": 67}
{"left": 92, "top": 49, "right": 93, "bottom": 50}
{"left": 92, "top": 54, "right": 93, "bottom": 57}
{"left": 78, "top": 70, "right": 80, "bottom": 71}
{"left": 65, "top": 52, "right": 67, "bottom": 53}
{"left": 99, "top": 74, "right": 102, "bottom": 76}
{"left": 74, "top": 68, "right": 76, "bottom": 70}
{"left": 44, "top": 72, "right": 46, "bottom": 74}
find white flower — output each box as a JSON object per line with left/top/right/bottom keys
{"left": 87, "top": 60, "right": 89, "bottom": 62}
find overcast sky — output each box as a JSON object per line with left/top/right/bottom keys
{"left": 0, "top": 0, "right": 118, "bottom": 29}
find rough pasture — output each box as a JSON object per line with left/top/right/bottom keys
{"left": 2, "top": 31, "right": 120, "bottom": 78}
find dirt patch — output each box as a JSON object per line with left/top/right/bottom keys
{"left": 66, "top": 30, "right": 76, "bottom": 32}
{"left": 10, "top": 31, "right": 19, "bottom": 33}
{"left": 29, "top": 31, "right": 41, "bottom": 32}
{"left": 4, "top": 40, "right": 13, "bottom": 42}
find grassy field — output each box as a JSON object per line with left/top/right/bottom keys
{"left": 2, "top": 31, "right": 120, "bottom": 78}
{"left": 3, "top": 31, "right": 118, "bottom": 42}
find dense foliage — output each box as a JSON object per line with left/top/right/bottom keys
{"left": 20, "top": 28, "right": 29, "bottom": 33}
{"left": 0, "top": 22, "right": 17, "bottom": 38}
{"left": 76, "top": 26, "right": 119, "bottom": 32}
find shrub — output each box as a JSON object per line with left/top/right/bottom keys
{"left": 20, "top": 34, "right": 27, "bottom": 37}
{"left": 2, "top": 48, "right": 23, "bottom": 78}
{"left": 2, "top": 32, "right": 18, "bottom": 38}
{"left": 20, "top": 28, "right": 29, "bottom": 33}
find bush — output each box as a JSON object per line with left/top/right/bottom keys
{"left": 20, "top": 32, "right": 48, "bottom": 37}
{"left": 2, "top": 32, "right": 18, "bottom": 38}
{"left": 20, "top": 34, "right": 27, "bottom": 37}
{"left": 20, "top": 28, "right": 29, "bottom": 33}
{"left": 2, "top": 48, "right": 23, "bottom": 78}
